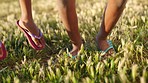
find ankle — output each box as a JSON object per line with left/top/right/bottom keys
{"left": 20, "top": 17, "right": 34, "bottom": 24}
{"left": 96, "top": 36, "right": 107, "bottom": 42}
{"left": 96, "top": 32, "right": 108, "bottom": 40}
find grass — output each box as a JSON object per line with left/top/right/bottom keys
{"left": 0, "top": 0, "right": 148, "bottom": 83}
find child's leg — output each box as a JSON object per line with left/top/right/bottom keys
{"left": 56, "top": 0, "right": 82, "bottom": 55}
{"left": 96, "top": 0, "right": 127, "bottom": 53}
{"left": 19, "top": 0, "right": 44, "bottom": 47}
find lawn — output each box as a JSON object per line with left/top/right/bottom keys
{"left": 0, "top": 0, "right": 148, "bottom": 83}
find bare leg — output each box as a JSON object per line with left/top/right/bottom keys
{"left": 57, "top": 0, "right": 82, "bottom": 55}
{"left": 19, "top": 0, "right": 44, "bottom": 47}
{"left": 96, "top": 0, "right": 127, "bottom": 54}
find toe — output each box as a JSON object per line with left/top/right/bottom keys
{"left": 32, "top": 37, "right": 42, "bottom": 48}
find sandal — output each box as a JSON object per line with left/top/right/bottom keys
{"left": 0, "top": 41, "right": 7, "bottom": 60}
{"left": 16, "top": 20, "right": 45, "bottom": 50}
{"left": 98, "top": 40, "right": 116, "bottom": 58}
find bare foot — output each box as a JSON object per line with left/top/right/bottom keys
{"left": 70, "top": 41, "right": 82, "bottom": 56}
{"left": 70, "top": 45, "right": 80, "bottom": 56}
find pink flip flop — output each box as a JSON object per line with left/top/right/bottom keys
{"left": 0, "top": 42, "right": 7, "bottom": 60}
{"left": 16, "top": 20, "right": 45, "bottom": 50}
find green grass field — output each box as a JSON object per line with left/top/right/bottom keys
{"left": 0, "top": 0, "right": 148, "bottom": 83}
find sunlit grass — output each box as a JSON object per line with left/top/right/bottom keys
{"left": 0, "top": 0, "right": 148, "bottom": 82}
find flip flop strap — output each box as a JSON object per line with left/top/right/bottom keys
{"left": 101, "top": 46, "right": 114, "bottom": 53}
{"left": 100, "top": 40, "right": 115, "bottom": 55}
{"left": 0, "top": 42, "right": 2, "bottom": 47}
{"left": 67, "top": 53, "right": 77, "bottom": 59}
{"left": 24, "top": 29, "right": 42, "bottom": 39}
{"left": 107, "top": 40, "right": 115, "bottom": 51}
